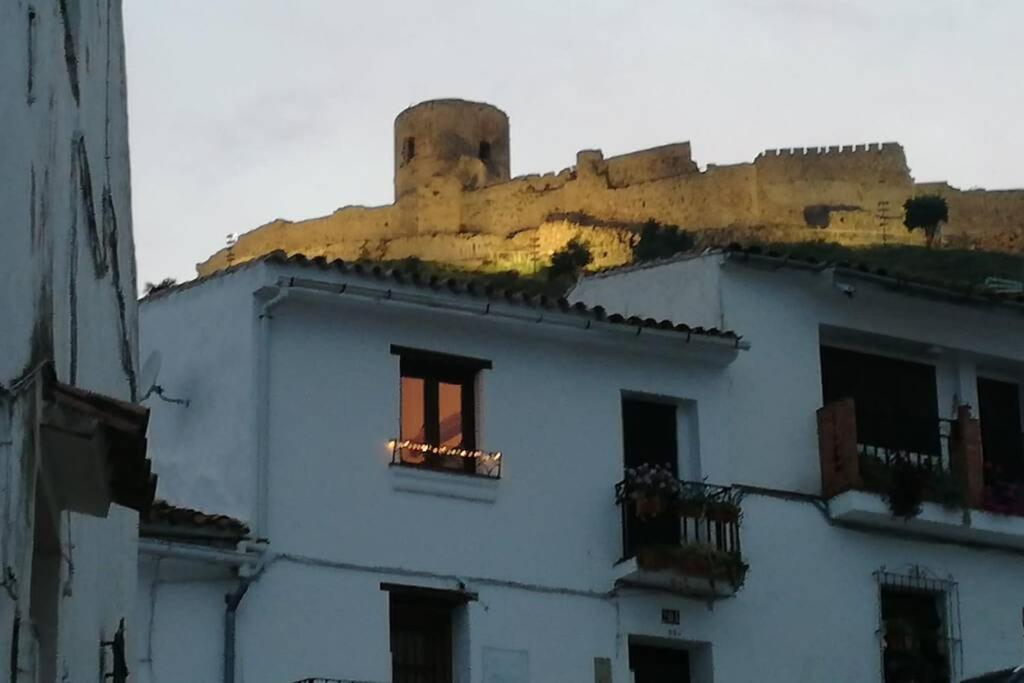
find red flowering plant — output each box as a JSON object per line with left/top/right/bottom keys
{"left": 980, "top": 462, "right": 1024, "bottom": 516}
{"left": 617, "top": 463, "right": 683, "bottom": 520}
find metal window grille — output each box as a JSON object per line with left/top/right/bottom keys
{"left": 875, "top": 566, "right": 962, "bottom": 683}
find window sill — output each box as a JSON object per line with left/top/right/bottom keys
{"left": 389, "top": 464, "right": 500, "bottom": 503}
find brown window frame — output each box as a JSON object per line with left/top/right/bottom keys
{"left": 392, "top": 346, "right": 489, "bottom": 474}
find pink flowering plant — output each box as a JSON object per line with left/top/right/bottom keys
{"left": 980, "top": 462, "right": 1024, "bottom": 516}
{"left": 617, "top": 463, "right": 683, "bottom": 520}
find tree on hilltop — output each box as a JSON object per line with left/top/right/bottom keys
{"left": 547, "top": 238, "right": 593, "bottom": 282}
{"left": 903, "top": 195, "right": 949, "bottom": 248}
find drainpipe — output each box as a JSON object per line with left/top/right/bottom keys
{"left": 223, "top": 578, "right": 251, "bottom": 683}
{"left": 254, "top": 286, "right": 289, "bottom": 540}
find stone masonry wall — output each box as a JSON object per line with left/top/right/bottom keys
{"left": 197, "top": 136, "right": 1023, "bottom": 277}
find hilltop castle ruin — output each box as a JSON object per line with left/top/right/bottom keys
{"left": 198, "top": 99, "right": 1024, "bottom": 276}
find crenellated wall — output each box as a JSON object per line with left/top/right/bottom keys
{"left": 195, "top": 101, "right": 1024, "bottom": 277}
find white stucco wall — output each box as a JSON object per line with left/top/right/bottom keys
{"left": 139, "top": 267, "right": 264, "bottom": 525}
{"left": 0, "top": 1, "right": 141, "bottom": 681}
{"left": 139, "top": 261, "right": 1024, "bottom": 683}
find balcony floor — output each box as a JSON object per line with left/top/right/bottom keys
{"left": 829, "top": 490, "right": 1024, "bottom": 550}
{"left": 612, "top": 557, "right": 738, "bottom": 599}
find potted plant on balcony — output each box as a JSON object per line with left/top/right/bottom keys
{"left": 675, "top": 481, "right": 742, "bottom": 524}
{"left": 635, "top": 543, "right": 749, "bottom": 591}
{"left": 618, "top": 463, "right": 682, "bottom": 520}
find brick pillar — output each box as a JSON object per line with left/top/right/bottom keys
{"left": 817, "top": 398, "right": 861, "bottom": 498}
{"left": 950, "top": 404, "right": 984, "bottom": 509}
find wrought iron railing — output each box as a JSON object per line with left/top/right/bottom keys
{"left": 389, "top": 439, "right": 502, "bottom": 478}
{"left": 615, "top": 479, "right": 742, "bottom": 562}
{"left": 854, "top": 409, "right": 953, "bottom": 471}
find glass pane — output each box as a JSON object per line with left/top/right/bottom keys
{"left": 438, "top": 382, "right": 463, "bottom": 448}
{"left": 400, "top": 376, "right": 425, "bottom": 464}
{"left": 438, "top": 382, "right": 465, "bottom": 471}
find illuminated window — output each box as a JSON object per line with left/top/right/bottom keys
{"left": 394, "top": 346, "right": 490, "bottom": 474}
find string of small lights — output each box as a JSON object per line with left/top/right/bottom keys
{"left": 387, "top": 439, "right": 502, "bottom": 461}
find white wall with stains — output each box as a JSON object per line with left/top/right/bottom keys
{"left": 1, "top": 1, "right": 141, "bottom": 680}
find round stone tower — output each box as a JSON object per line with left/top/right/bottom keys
{"left": 394, "top": 99, "right": 511, "bottom": 200}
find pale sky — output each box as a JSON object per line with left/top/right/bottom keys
{"left": 124, "top": 0, "right": 1023, "bottom": 287}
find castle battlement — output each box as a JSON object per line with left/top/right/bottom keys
{"left": 757, "top": 142, "right": 902, "bottom": 159}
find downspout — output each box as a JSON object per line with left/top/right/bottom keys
{"left": 254, "top": 286, "right": 289, "bottom": 540}
{"left": 223, "top": 578, "right": 251, "bottom": 683}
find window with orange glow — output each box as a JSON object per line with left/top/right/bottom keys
{"left": 396, "top": 348, "right": 487, "bottom": 474}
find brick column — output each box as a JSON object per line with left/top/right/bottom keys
{"left": 950, "top": 404, "right": 984, "bottom": 509}
{"left": 817, "top": 398, "right": 861, "bottom": 498}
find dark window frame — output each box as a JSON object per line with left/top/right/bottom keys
{"left": 393, "top": 346, "right": 488, "bottom": 474}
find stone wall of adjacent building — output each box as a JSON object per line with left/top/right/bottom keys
{"left": 196, "top": 101, "right": 1024, "bottom": 277}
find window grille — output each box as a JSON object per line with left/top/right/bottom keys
{"left": 875, "top": 565, "right": 962, "bottom": 683}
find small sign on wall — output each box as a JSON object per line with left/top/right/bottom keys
{"left": 482, "top": 647, "right": 529, "bottom": 683}
{"left": 661, "top": 608, "right": 680, "bottom": 625}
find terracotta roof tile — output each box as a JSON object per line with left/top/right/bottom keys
{"left": 721, "top": 243, "right": 1024, "bottom": 307}
{"left": 143, "top": 500, "right": 249, "bottom": 541}
{"left": 142, "top": 251, "right": 744, "bottom": 344}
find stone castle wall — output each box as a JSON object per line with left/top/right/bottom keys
{"left": 197, "top": 101, "right": 1024, "bottom": 277}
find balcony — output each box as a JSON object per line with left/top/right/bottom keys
{"left": 817, "top": 400, "right": 1024, "bottom": 549}
{"left": 613, "top": 470, "right": 746, "bottom": 598}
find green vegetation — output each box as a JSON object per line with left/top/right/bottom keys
{"left": 386, "top": 256, "right": 574, "bottom": 297}
{"left": 547, "top": 238, "right": 593, "bottom": 281}
{"left": 143, "top": 278, "right": 178, "bottom": 295}
{"left": 632, "top": 220, "right": 695, "bottom": 261}
{"left": 903, "top": 194, "right": 949, "bottom": 247}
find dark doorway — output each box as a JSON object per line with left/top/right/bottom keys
{"left": 478, "top": 141, "right": 491, "bottom": 162}
{"left": 977, "top": 377, "right": 1024, "bottom": 485}
{"left": 629, "top": 642, "right": 691, "bottom": 683}
{"left": 621, "top": 398, "right": 680, "bottom": 557}
{"left": 820, "top": 346, "right": 940, "bottom": 458}
{"left": 389, "top": 594, "right": 453, "bottom": 683}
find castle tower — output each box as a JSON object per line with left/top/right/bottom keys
{"left": 394, "top": 99, "right": 511, "bottom": 200}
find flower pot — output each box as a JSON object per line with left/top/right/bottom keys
{"left": 634, "top": 495, "right": 665, "bottom": 520}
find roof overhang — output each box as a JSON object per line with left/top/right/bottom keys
{"left": 40, "top": 379, "right": 156, "bottom": 516}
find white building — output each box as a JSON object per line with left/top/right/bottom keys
{"left": 573, "top": 247, "right": 1024, "bottom": 681}
{"left": 1, "top": 1, "right": 154, "bottom": 681}
{"left": 137, "top": 247, "right": 1024, "bottom": 683}
{"left": 136, "top": 253, "right": 743, "bottom": 683}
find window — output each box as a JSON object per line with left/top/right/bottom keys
{"left": 394, "top": 346, "right": 490, "bottom": 474}
{"left": 629, "top": 642, "right": 691, "bottom": 683}
{"left": 622, "top": 398, "right": 680, "bottom": 555}
{"left": 881, "top": 588, "right": 951, "bottom": 683}
{"left": 402, "top": 137, "right": 415, "bottom": 164}
{"left": 478, "top": 140, "right": 491, "bottom": 162}
{"left": 977, "top": 377, "right": 1024, "bottom": 487}
{"left": 820, "top": 346, "right": 941, "bottom": 459}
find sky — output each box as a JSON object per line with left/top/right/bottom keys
{"left": 124, "top": 0, "right": 1024, "bottom": 287}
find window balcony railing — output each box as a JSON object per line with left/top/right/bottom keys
{"left": 613, "top": 472, "right": 746, "bottom": 598}
{"left": 388, "top": 439, "right": 502, "bottom": 479}
{"left": 818, "top": 400, "right": 979, "bottom": 512}
{"left": 818, "top": 400, "right": 1024, "bottom": 550}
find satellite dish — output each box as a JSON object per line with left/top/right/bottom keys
{"left": 140, "top": 351, "right": 163, "bottom": 400}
